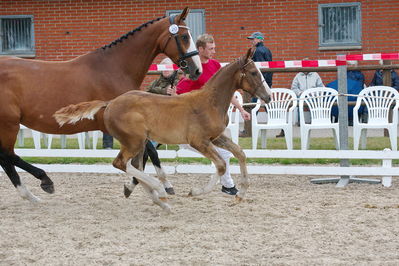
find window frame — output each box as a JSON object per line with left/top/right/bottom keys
{"left": 0, "top": 15, "right": 36, "bottom": 57}
{"left": 318, "top": 2, "right": 362, "bottom": 50}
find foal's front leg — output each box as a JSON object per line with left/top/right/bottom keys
{"left": 212, "top": 134, "right": 248, "bottom": 201}
{"left": 188, "top": 142, "right": 226, "bottom": 196}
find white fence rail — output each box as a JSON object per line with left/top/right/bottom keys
{"left": 10, "top": 148, "right": 399, "bottom": 187}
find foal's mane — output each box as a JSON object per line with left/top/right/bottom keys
{"left": 205, "top": 58, "right": 241, "bottom": 85}
{"left": 100, "top": 16, "right": 166, "bottom": 50}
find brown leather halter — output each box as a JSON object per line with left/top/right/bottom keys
{"left": 238, "top": 59, "right": 265, "bottom": 97}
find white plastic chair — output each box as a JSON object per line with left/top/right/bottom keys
{"left": 226, "top": 91, "right": 243, "bottom": 144}
{"left": 251, "top": 88, "right": 297, "bottom": 149}
{"left": 47, "top": 133, "right": 86, "bottom": 149}
{"left": 353, "top": 86, "right": 399, "bottom": 151}
{"left": 299, "top": 87, "right": 339, "bottom": 150}
{"left": 19, "top": 125, "right": 42, "bottom": 149}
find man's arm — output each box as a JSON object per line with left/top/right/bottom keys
{"left": 231, "top": 95, "right": 250, "bottom": 120}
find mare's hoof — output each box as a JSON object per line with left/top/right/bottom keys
{"left": 165, "top": 187, "right": 175, "bottom": 195}
{"left": 124, "top": 185, "right": 132, "bottom": 198}
{"left": 40, "top": 182, "right": 55, "bottom": 194}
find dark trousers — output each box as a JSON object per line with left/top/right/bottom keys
{"left": 102, "top": 133, "right": 113, "bottom": 149}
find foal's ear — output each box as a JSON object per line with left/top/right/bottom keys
{"left": 245, "top": 47, "right": 255, "bottom": 61}
{"left": 177, "top": 7, "right": 190, "bottom": 23}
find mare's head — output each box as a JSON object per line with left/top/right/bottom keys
{"left": 161, "top": 7, "right": 202, "bottom": 80}
{"left": 237, "top": 48, "right": 272, "bottom": 103}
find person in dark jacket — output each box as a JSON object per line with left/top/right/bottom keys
{"left": 347, "top": 61, "right": 365, "bottom": 86}
{"left": 370, "top": 69, "right": 399, "bottom": 90}
{"left": 247, "top": 31, "right": 273, "bottom": 88}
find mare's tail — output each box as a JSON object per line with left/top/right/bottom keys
{"left": 53, "top": 100, "right": 108, "bottom": 127}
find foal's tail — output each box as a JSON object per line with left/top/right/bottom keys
{"left": 53, "top": 100, "right": 108, "bottom": 127}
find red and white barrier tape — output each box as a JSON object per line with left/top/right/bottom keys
{"left": 148, "top": 53, "right": 399, "bottom": 71}
{"left": 149, "top": 60, "right": 346, "bottom": 71}
{"left": 337, "top": 53, "right": 399, "bottom": 61}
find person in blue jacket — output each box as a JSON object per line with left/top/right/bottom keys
{"left": 247, "top": 31, "right": 273, "bottom": 88}
{"left": 370, "top": 69, "right": 399, "bottom": 90}
{"left": 328, "top": 78, "right": 365, "bottom": 126}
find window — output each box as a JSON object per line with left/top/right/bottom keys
{"left": 318, "top": 3, "right": 361, "bottom": 49}
{"left": 0, "top": 15, "right": 35, "bottom": 56}
{"left": 166, "top": 9, "right": 205, "bottom": 42}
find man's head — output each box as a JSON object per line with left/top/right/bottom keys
{"left": 196, "top": 34, "right": 216, "bottom": 62}
{"left": 247, "top": 31, "right": 264, "bottom": 46}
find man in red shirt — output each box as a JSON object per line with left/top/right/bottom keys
{"left": 176, "top": 34, "right": 250, "bottom": 196}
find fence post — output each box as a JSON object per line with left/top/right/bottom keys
{"left": 336, "top": 61, "right": 350, "bottom": 187}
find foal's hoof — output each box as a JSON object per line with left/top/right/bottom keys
{"left": 40, "top": 181, "right": 55, "bottom": 194}
{"left": 124, "top": 185, "right": 132, "bottom": 198}
{"left": 165, "top": 187, "right": 175, "bottom": 195}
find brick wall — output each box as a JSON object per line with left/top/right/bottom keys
{"left": 1, "top": 0, "right": 398, "bottom": 89}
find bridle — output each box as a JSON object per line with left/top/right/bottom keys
{"left": 162, "top": 15, "right": 199, "bottom": 70}
{"left": 238, "top": 58, "right": 266, "bottom": 97}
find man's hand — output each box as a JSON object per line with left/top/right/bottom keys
{"left": 240, "top": 109, "right": 251, "bottom": 121}
{"left": 167, "top": 86, "right": 177, "bottom": 96}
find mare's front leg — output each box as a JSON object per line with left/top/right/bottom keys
{"left": 188, "top": 141, "right": 226, "bottom": 196}
{"left": 212, "top": 134, "right": 248, "bottom": 202}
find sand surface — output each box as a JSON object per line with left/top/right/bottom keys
{"left": 1, "top": 171, "right": 398, "bottom": 265}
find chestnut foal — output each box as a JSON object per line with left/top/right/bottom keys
{"left": 54, "top": 48, "right": 271, "bottom": 212}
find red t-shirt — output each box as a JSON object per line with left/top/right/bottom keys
{"left": 176, "top": 59, "right": 221, "bottom": 94}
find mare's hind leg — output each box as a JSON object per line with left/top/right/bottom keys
{"left": 212, "top": 134, "right": 248, "bottom": 201}
{"left": 9, "top": 153, "right": 54, "bottom": 193}
{"left": 145, "top": 141, "right": 174, "bottom": 195}
{"left": 0, "top": 123, "right": 47, "bottom": 202}
{"left": 188, "top": 141, "right": 226, "bottom": 196}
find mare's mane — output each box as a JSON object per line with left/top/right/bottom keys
{"left": 100, "top": 16, "right": 166, "bottom": 50}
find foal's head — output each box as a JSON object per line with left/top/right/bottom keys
{"left": 237, "top": 48, "right": 272, "bottom": 103}
{"left": 160, "top": 7, "right": 202, "bottom": 80}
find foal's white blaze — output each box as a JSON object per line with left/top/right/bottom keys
{"left": 257, "top": 66, "right": 272, "bottom": 96}
{"left": 187, "top": 31, "right": 202, "bottom": 73}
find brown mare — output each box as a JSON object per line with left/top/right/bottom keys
{"left": 0, "top": 8, "right": 202, "bottom": 202}
{"left": 54, "top": 48, "right": 271, "bottom": 212}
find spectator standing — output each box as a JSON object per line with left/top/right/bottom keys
{"left": 247, "top": 31, "right": 273, "bottom": 88}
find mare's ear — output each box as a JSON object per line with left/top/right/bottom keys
{"left": 245, "top": 47, "right": 255, "bottom": 62}
{"left": 177, "top": 7, "right": 190, "bottom": 23}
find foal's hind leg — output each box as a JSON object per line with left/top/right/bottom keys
{"left": 145, "top": 141, "right": 175, "bottom": 195}
{"left": 212, "top": 134, "right": 248, "bottom": 201}
{"left": 112, "top": 145, "right": 139, "bottom": 197}
{"left": 113, "top": 145, "right": 170, "bottom": 211}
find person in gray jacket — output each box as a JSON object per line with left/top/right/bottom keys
{"left": 291, "top": 71, "right": 324, "bottom": 97}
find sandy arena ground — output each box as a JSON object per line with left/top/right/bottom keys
{"left": 1, "top": 171, "right": 398, "bottom": 265}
